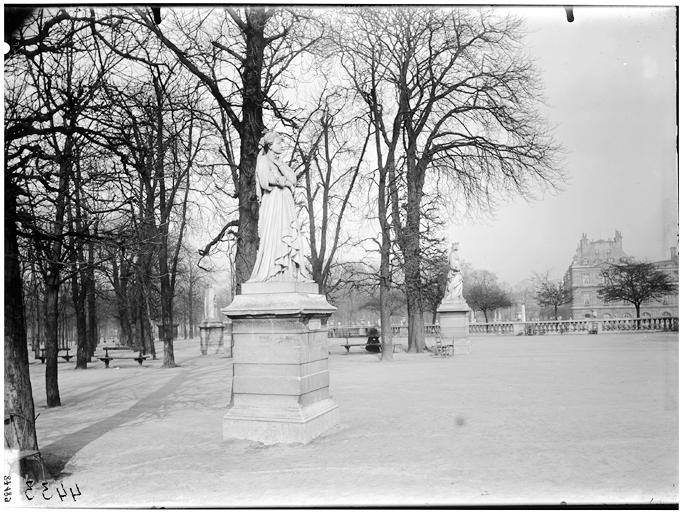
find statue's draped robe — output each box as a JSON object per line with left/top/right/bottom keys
{"left": 445, "top": 248, "right": 464, "bottom": 301}
{"left": 248, "top": 152, "right": 304, "bottom": 282}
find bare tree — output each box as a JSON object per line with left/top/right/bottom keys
{"left": 135, "top": 7, "right": 323, "bottom": 291}
{"left": 8, "top": 9, "right": 120, "bottom": 400}
{"left": 174, "top": 245, "right": 206, "bottom": 339}
{"left": 334, "top": 12, "right": 405, "bottom": 360}
{"left": 293, "top": 89, "right": 370, "bottom": 294}
{"left": 598, "top": 261, "right": 677, "bottom": 321}
{"left": 465, "top": 269, "right": 512, "bottom": 323}
{"left": 2, "top": 7, "right": 81, "bottom": 478}
{"left": 338, "top": 7, "right": 561, "bottom": 352}
{"left": 533, "top": 272, "right": 572, "bottom": 320}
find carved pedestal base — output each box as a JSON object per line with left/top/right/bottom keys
{"left": 221, "top": 281, "right": 339, "bottom": 445}
{"left": 199, "top": 321, "right": 230, "bottom": 356}
{"left": 437, "top": 300, "right": 470, "bottom": 340}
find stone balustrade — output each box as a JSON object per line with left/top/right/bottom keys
{"left": 469, "top": 317, "right": 678, "bottom": 335}
{"left": 469, "top": 322, "right": 517, "bottom": 335}
{"left": 598, "top": 316, "right": 678, "bottom": 332}
{"left": 329, "top": 317, "right": 678, "bottom": 338}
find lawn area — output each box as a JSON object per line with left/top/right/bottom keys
{"left": 21, "top": 331, "right": 678, "bottom": 507}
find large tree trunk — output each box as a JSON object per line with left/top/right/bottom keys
{"left": 158, "top": 269, "right": 176, "bottom": 367}
{"left": 86, "top": 239, "right": 97, "bottom": 359}
{"left": 43, "top": 135, "right": 72, "bottom": 405}
{"left": 379, "top": 244, "right": 393, "bottom": 361}
{"left": 406, "top": 297, "right": 425, "bottom": 353}
{"left": 377, "top": 146, "right": 393, "bottom": 361}
{"left": 71, "top": 268, "right": 88, "bottom": 369}
{"left": 403, "top": 228, "right": 425, "bottom": 353}
{"left": 112, "top": 255, "right": 133, "bottom": 347}
{"left": 44, "top": 275, "right": 61, "bottom": 407}
{"left": 69, "top": 160, "right": 88, "bottom": 368}
{"left": 188, "top": 280, "right": 195, "bottom": 339}
{"left": 153, "top": 83, "right": 177, "bottom": 368}
{"left": 233, "top": 9, "right": 268, "bottom": 293}
{"left": 4, "top": 182, "right": 45, "bottom": 480}
{"left": 138, "top": 276, "right": 156, "bottom": 359}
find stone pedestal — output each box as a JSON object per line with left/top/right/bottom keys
{"left": 437, "top": 300, "right": 470, "bottom": 340}
{"left": 199, "top": 320, "right": 230, "bottom": 356}
{"left": 221, "top": 281, "right": 339, "bottom": 445}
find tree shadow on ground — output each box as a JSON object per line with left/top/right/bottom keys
{"left": 40, "top": 370, "right": 189, "bottom": 478}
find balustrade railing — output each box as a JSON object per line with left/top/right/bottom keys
{"left": 328, "top": 317, "right": 678, "bottom": 338}
{"left": 469, "top": 322, "right": 516, "bottom": 335}
{"left": 469, "top": 317, "right": 678, "bottom": 335}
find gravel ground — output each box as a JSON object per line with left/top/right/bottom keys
{"left": 18, "top": 331, "right": 678, "bottom": 507}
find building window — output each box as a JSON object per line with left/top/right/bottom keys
{"left": 584, "top": 293, "right": 591, "bottom": 306}
{"left": 582, "top": 274, "right": 590, "bottom": 285}
{"left": 663, "top": 295, "right": 670, "bottom": 305}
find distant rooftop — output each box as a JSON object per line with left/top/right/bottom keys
{"left": 572, "top": 231, "right": 628, "bottom": 265}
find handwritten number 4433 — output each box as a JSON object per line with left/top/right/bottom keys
{"left": 24, "top": 480, "right": 81, "bottom": 502}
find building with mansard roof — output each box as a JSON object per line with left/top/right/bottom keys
{"left": 563, "top": 231, "right": 678, "bottom": 319}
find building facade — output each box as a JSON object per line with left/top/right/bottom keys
{"left": 563, "top": 231, "right": 678, "bottom": 319}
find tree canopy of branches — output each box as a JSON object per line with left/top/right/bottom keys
{"left": 598, "top": 261, "right": 677, "bottom": 319}
{"left": 533, "top": 272, "right": 572, "bottom": 320}
{"left": 336, "top": 7, "right": 561, "bottom": 352}
{"left": 4, "top": 6, "right": 567, "bottom": 432}
{"left": 464, "top": 270, "right": 512, "bottom": 323}
{"left": 137, "top": 7, "right": 324, "bottom": 291}
{"left": 294, "top": 88, "right": 370, "bottom": 295}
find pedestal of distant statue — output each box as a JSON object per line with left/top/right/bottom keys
{"left": 221, "top": 280, "right": 338, "bottom": 444}
{"left": 437, "top": 241, "right": 470, "bottom": 341}
{"left": 199, "top": 320, "right": 227, "bottom": 356}
{"left": 437, "top": 300, "right": 470, "bottom": 339}
{"left": 200, "top": 284, "right": 228, "bottom": 356}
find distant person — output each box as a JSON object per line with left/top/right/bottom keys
{"left": 365, "top": 326, "right": 381, "bottom": 353}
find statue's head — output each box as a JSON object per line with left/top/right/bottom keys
{"left": 260, "top": 131, "right": 282, "bottom": 154}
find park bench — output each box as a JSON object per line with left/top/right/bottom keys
{"left": 341, "top": 342, "right": 371, "bottom": 353}
{"left": 340, "top": 341, "right": 405, "bottom": 353}
{"left": 36, "top": 347, "right": 73, "bottom": 363}
{"left": 98, "top": 346, "right": 149, "bottom": 368}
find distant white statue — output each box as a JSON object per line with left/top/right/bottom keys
{"left": 204, "top": 284, "right": 217, "bottom": 321}
{"left": 248, "top": 131, "right": 306, "bottom": 282}
{"left": 444, "top": 242, "right": 464, "bottom": 301}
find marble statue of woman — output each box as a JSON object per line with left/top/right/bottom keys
{"left": 248, "top": 131, "right": 306, "bottom": 282}
{"left": 444, "top": 242, "right": 464, "bottom": 301}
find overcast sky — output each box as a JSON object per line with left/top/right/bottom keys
{"left": 448, "top": 6, "right": 678, "bottom": 285}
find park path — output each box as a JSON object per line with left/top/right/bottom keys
{"left": 25, "top": 333, "right": 678, "bottom": 507}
